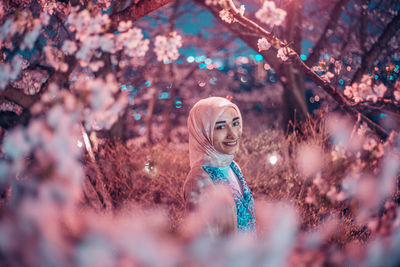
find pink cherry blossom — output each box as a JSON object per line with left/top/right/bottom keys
{"left": 257, "top": 38, "right": 271, "bottom": 52}
{"left": 321, "top": 71, "right": 334, "bottom": 83}
{"left": 219, "top": 9, "right": 234, "bottom": 23}
{"left": 255, "top": 1, "right": 287, "bottom": 28}
{"left": 61, "top": 40, "right": 78, "bottom": 55}
{"left": 277, "top": 47, "right": 290, "bottom": 61}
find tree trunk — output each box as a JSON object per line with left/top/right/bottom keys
{"left": 281, "top": 0, "right": 308, "bottom": 130}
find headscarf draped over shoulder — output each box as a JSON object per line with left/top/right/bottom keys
{"left": 187, "top": 97, "right": 242, "bottom": 169}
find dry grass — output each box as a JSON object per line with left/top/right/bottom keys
{"left": 84, "top": 141, "right": 189, "bottom": 232}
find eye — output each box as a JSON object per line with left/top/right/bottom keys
{"left": 233, "top": 121, "right": 240, "bottom": 127}
{"left": 216, "top": 124, "right": 225, "bottom": 130}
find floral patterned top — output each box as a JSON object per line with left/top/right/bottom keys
{"left": 202, "top": 161, "right": 256, "bottom": 234}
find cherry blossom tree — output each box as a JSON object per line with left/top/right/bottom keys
{"left": 1, "top": 0, "right": 399, "bottom": 139}
{"left": 0, "top": 0, "right": 399, "bottom": 266}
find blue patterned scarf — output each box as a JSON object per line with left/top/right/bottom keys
{"left": 202, "top": 161, "right": 256, "bottom": 234}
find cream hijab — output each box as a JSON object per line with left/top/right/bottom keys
{"left": 188, "top": 97, "right": 242, "bottom": 168}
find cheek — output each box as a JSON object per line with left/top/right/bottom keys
{"left": 236, "top": 127, "right": 243, "bottom": 138}
{"left": 212, "top": 130, "right": 225, "bottom": 144}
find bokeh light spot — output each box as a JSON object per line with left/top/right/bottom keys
{"left": 187, "top": 56, "right": 194, "bottom": 63}
{"left": 209, "top": 77, "right": 217, "bottom": 85}
{"left": 159, "top": 92, "right": 169, "bottom": 99}
{"left": 269, "top": 155, "right": 278, "bottom": 165}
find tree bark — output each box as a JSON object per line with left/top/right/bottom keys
{"left": 110, "top": 0, "right": 175, "bottom": 28}
{"left": 282, "top": 0, "right": 307, "bottom": 129}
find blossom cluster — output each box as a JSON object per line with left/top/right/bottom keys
{"left": 71, "top": 75, "right": 128, "bottom": 131}
{"left": 255, "top": 1, "right": 287, "bottom": 28}
{"left": 66, "top": 10, "right": 150, "bottom": 68}
{"left": 344, "top": 74, "right": 387, "bottom": 103}
{"left": 11, "top": 69, "right": 47, "bottom": 95}
{"left": 44, "top": 46, "right": 69, "bottom": 72}
{"left": 154, "top": 31, "right": 183, "bottom": 62}
{"left": 67, "top": 9, "right": 110, "bottom": 41}
{"left": 0, "top": 55, "right": 24, "bottom": 89}
{"left": 116, "top": 23, "right": 150, "bottom": 59}
{"left": 0, "top": 11, "right": 49, "bottom": 89}
{"left": 2, "top": 106, "right": 84, "bottom": 188}
{"left": 38, "top": 0, "right": 68, "bottom": 16}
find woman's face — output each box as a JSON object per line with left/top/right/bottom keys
{"left": 212, "top": 107, "right": 242, "bottom": 155}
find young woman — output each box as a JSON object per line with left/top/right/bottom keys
{"left": 183, "top": 97, "right": 256, "bottom": 235}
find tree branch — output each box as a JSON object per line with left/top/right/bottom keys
{"left": 110, "top": 0, "right": 174, "bottom": 29}
{"left": 305, "top": 0, "right": 349, "bottom": 67}
{"left": 196, "top": 0, "right": 390, "bottom": 139}
{"left": 0, "top": 86, "right": 39, "bottom": 109}
{"left": 290, "top": 54, "right": 388, "bottom": 138}
{"left": 359, "top": 0, "right": 369, "bottom": 54}
{"left": 352, "top": 12, "right": 400, "bottom": 82}
{"left": 0, "top": 58, "right": 77, "bottom": 129}
{"left": 195, "top": 0, "right": 281, "bottom": 73}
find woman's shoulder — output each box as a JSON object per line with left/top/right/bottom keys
{"left": 184, "top": 166, "right": 213, "bottom": 191}
{"left": 183, "top": 165, "right": 214, "bottom": 204}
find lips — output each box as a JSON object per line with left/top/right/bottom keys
{"left": 223, "top": 140, "right": 238, "bottom": 146}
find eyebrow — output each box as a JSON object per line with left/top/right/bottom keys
{"left": 215, "top": 117, "right": 240, "bottom": 125}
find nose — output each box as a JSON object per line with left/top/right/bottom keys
{"left": 226, "top": 125, "right": 238, "bottom": 139}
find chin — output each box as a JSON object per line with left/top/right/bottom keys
{"left": 215, "top": 142, "right": 240, "bottom": 155}
{"left": 223, "top": 146, "right": 239, "bottom": 155}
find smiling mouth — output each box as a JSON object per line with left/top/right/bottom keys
{"left": 223, "top": 140, "right": 238, "bottom": 146}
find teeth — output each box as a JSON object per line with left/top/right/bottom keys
{"left": 225, "top": 141, "right": 237, "bottom": 145}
